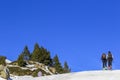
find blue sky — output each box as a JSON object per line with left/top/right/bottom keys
{"left": 0, "top": 0, "right": 120, "bottom": 72}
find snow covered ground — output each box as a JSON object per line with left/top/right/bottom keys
{"left": 5, "top": 59, "right": 12, "bottom": 64}
{"left": 1, "top": 70, "right": 120, "bottom": 80}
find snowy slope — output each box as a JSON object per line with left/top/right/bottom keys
{"left": 1, "top": 70, "right": 120, "bottom": 80}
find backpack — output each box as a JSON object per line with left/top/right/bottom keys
{"left": 101, "top": 53, "right": 106, "bottom": 60}
{"left": 107, "top": 53, "right": 113, "bottom": 60}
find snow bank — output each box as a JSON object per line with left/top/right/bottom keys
{"left": 1, "top": 70, "right": 120, "bottom": 80}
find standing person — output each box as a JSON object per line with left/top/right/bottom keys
{"left": 101, "top": 53, "right": 107, "bottom": 70}
{"left": 107, "top": 51, "right": 113, "bottom": 70}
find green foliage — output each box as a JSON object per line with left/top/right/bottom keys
{"left": 22, "top": 46, "right": 31, "bottom": 60}
{"left": 17, "top": 46, "right": 31, "bottom": 67}
{"left": 53, "top": 55, "right": 63, "bottom": 74}
{"left": 8, "top": 43, "right": 71, "bottom": 76}
{"left": 17, "top": 54, "right": 26, "bottom": 67}
{"left": 8, "top": 67, "right": 32, "bottom": 76}
{"left": 32, "top": 70, "right": 39, "bottom": 77}
{"left": 31, "top": 43, "right": 42, "bottom": 62}
{"left": 32, "top": 68, "right": 50, "bottom": 77}
{"left": 0, "top": 56, "right": 6, "bottom": 66}
{"left": 40, "top": 47, "right": 53, "bottom": 66}
{"left": 31, "top": 44, "right": 53, "bottom": 66}
{"left": 63, "top": 61, "right": 71, "bottom": 73}
{"left": 8, "top": 67, "right": 50, "bottom": 77}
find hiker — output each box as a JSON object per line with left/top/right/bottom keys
{"left": 107, "top": 51, "right": 113, "bottom": 70}
{"left": 101, "top": 53, "right": 107, "bottom": 69}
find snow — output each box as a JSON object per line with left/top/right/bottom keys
{"left": 30, "top": 68, "right": 38, "bottom": 71}
{"left": 1, "top": 70, "right": 120, "bottom": 80}
{"left": 5, "top": 59, "right": 12, "bottom": 64}
{"left": 26, "top": 64, "right": 35, "bottom": 68}
{"left": 44, "top": 66, "right": 53, "bottom": 75}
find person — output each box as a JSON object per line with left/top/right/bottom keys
{"left": 101, "top": 53, "right": 107, "bottom": 70}
{"left": 107, "top": 51, "right": 113, "bottom": 70}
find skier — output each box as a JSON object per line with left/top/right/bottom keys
{"left": 107, "top": 51, "right": 113, "bottom": 70}
{"left": 101, "top": 53, "right": 107, "bottom": 70}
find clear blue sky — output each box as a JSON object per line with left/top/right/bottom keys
{"left": 0, "top": 0, "right": 120, "bottom": 72}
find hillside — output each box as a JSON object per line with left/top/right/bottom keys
{"left": 0, "top": 70, "right": 120, "bottom": 80}
{"left": 6, "top": 60, "right": 56, "bottom": 77}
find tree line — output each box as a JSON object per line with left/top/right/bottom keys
{"left": 17, "top": 43, "right": 71, "bottom": 73}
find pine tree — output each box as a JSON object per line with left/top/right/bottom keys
{"left": 0, "top": 56, "right": 6, "bottom": 66}
{"left": 22, "top": 46, "right": 31, "bottom": 61}
{"left": 44, "top": 51, "right": 53, "bottom": 66}
{"left": 17, "top": 46, "right": 30, "bottom": 66}
{"left": 63, "top": 61, "right": 71, "bottom": 73}
{"left": 17, "top": 54, "right": 26, "bottom": 67}
{"left": 41, "top": 47, "right": 52, "bottom": 66}
{"left": 53, "top": 55, "right": 63, "bottom": 74}
{"left": 31, "top": 43, "right": 42, "bottom": 62}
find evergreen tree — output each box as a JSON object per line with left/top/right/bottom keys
{"left": 31, "top": 44, "right": 53, "bottom": 66}
{"left": 41, "top": 47, "right": 53, "bottom": 66}
{"left": 63, "top": 61, "right": 71, "bottom": 73}
{"left": 17, "top": 54, "right": 26, "bottom": 67}
{"left": 44, "top": 51, "right": 53, "bottom": 66}
{"left": 53, "top": 55, "right": 63, "bottom": 74}
{"left": 17, "top": 46, "right": 30, "bottom": 67}
{"left": 31, "top": 43, "right": 42, "bottom": 62}
{"left": 22, "top": 46, "right": 31, "bottom": 61}
{"left": 0, "top": 56, "right": 6, "bottom": 66}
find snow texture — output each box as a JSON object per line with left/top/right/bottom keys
{"left": 0, "top": 70, "right": 120, "bottom": 80}
{"left": 5, "top": 59, "right": 12, "bottom": 64}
